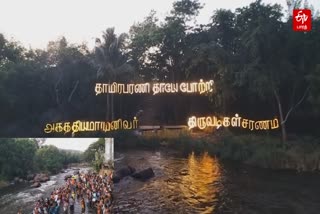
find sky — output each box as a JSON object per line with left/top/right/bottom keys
{"left": 44, "top": 138, "right": 99, "bottom": 151}
{"left": 0, "top": 0, "right": 319, "bottom": 50}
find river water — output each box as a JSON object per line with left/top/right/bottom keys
{"left": 0, "top": 167, "right": 92, "bottom": 214}
{"left": 113, "top": 150, "right": 320, "bottom": 214}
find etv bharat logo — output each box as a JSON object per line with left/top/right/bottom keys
{"left": 293, "top": 9, "right": 311, "bottom": 31}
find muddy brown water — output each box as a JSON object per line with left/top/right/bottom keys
{"left": 113, "top": 149, "right": 320, "bottom": 214}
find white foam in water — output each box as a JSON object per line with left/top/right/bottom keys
{"left": 38, "top": 180, "right": 56, "bottom": 192}
{"left": 16, "top": 192, "right": 40, "bottom": 203}
{"left": 0, "top": 193, "right": 15, "bottom": 205}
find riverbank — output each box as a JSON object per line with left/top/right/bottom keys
{"left": 114, "top": 130, "right": 320, "bottom": 172}
{"left": 0, "top": 180, "right": 9, "bottom": 188}
{"left": 0, "top": 162, "right": 89, "bottom": 191}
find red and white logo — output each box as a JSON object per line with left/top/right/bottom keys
{"left": 293, "top": 9, "right": 311, "bottom": 31}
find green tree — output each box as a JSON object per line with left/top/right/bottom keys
{"left": 35, "top": 145, "right": 64, "bottom": 173}
{"left": 236, "top": 0, "right": 313, "bottom": 142}
{"left": 83, "top": 138, "right": 105, "bottom": 171}
{"left": 94, "top": 28, "right": 134, "bottom": 120}
{"left": 0, "top": 138, "right": 37, "bottom": 179}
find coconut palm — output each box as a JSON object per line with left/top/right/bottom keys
{"left": 94, "top": 27, "right": 134, "bottom": 120}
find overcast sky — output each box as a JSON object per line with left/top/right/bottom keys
{"left": 0, "top": 0, "right": 319, "bottom": 49}
{"left": 44, "top": 138, "right": 99, "bottom": 151}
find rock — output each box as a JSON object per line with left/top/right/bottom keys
{"left": 113, "top": 175, "right": 121, "bottom": 183}
{"left": 19, "top": 178, "right": 24, "bottom": 183}
{"left": 73, "top": 170, "right": 80, "bottom": 175}
{"left": 34, "top": 173, "right": 50, "bottom": 183}
{"left": 14, "top": 177, "right": 20, "bottom": 182}
{"left": 112, "top": 166, "right": 136, "bottom": 183}
{"left": 29, "top": 180, "right": 34, "bottom": 184}
{"left": 41, "top": 176, "right": 50, "bottom": 182}
{"left": 31, "top": 182, "right": 41, "bottom": 188}
{"left": 118, "top": 166, "right": 136, "bottom": 177}
{"left": 131, "top": 168, "right": 155, "bottom": 181}
{"left": 27, "top": 174, "right": 35, "bottom": 181}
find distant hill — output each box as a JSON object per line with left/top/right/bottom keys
{"left": 59, "top": 148, "right": 83, "bottom": 154}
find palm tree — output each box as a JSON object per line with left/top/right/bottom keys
{"left": 94, "top": 28, "right": 134, "bottom": 120}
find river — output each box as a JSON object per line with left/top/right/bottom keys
{"left": 0, "top": 167, "right": 92, "bottom": 214}
{"left": 113, "top": 149, "right": 320, "bottom": 214}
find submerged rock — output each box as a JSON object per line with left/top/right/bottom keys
{"left": 113, "top": 175, "right": 121, "bottom": 183}
{"left": 113, "top": 166, "right": 136, "bottom": 183}
{"left": 31, "top": 182, "right": 41, "bottom": 188}
{"left": 27, "top": 174, "right": 35, "bottom": 181}
{"left": 131, "top": 168, "right": 155, "bottom": 181}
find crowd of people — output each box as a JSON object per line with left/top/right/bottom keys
{"left": 30, "top": 170, "right": 113, "bottom": 214}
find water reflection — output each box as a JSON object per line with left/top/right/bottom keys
{"left": 114, "top": 150, "right": 224, "bottom": 213}
{"left": 115, "top": 150, "right": 320, "bottom": 213}
{"left": 179, "top": 152, "right": 221, "bottom": 213}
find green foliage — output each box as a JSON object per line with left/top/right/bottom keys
{"left": 83, "top": 138, "right": 105, "bottom": 162}
{"left": 0, "top": 138, "right": 83, "bottom": 180}
{"left": 211, "top": 133, "right": 320, "bottom": 171}
{"left": 0, "top": 138, "right": 37, "bottom": 179}
{"left": 82, "top": 138, "right": 108, "bottom": 172}
{"left": 308, "top": 64, "right": 320, "bottom": 114}
{"left": 34, "top": 145, "right": 65, "bottom": 174}
{"left": 0, "top": 0, "right": 320, "bottom": 138}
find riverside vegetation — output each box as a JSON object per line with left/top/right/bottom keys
{"left": 113, "top": 130, "right": 320, "bottom": 172}
{"left": 0, "top": 138, "right": 82, "bottom": 186}
{"left": 0, "top": 0, "right": 319, "bottom": 139}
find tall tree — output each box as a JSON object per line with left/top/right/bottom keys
{"left": 236, "top": 0, "right": 313, "bottom": 142}
{"left": 94, "top": 28, "right": 134, "bottom": 120}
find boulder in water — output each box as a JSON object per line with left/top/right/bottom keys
{"left": 31, "top": 182, "right": 41, "bottom": 188}
{"left": 131, "top": 168, "right": 155, "bottom": 181}
{"left": 113, "top": 175, "right": 121, "bottom": 183}
{"left": 117, "top": 166, "right": 136, "bottom": 177}
{"left": 27, "top": 174, "right": 35, "bottom": 181}
{"left": 34, "top": 173, "right": 50, "bottom": 183}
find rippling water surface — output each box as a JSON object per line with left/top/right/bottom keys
{"left": 0, "top": 168, "right": 92, "bottom": 214}
{"left": 114, "top": 150, "right": 320, "bottom": 214}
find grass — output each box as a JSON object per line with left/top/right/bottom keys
{"left": 213, "top": 133, "right": 320, "bottom": 171}
{"left": 115, "top": 129, "right": 320, "bottom": 172}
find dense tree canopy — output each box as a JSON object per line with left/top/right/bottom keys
{"left": 0, "top": 0, "right": 319, "bottom": 139}
{"left": 0, "top": 139, "right": 82, "bottom": 180}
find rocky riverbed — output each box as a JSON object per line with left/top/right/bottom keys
{"left": 0, "top": 167, "right": 91, "bottom": 214}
